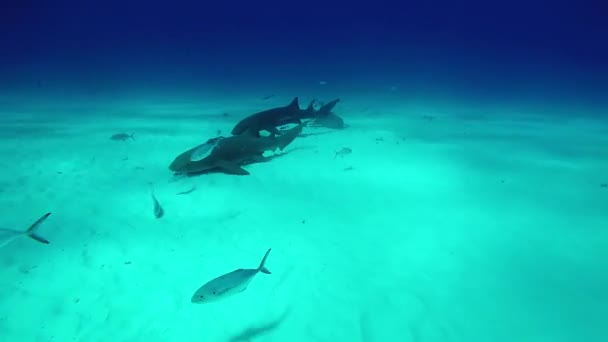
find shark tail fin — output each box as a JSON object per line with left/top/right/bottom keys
{"left": 317, "top": 98, "right": 340, "bottom": 116}
{"left": 258, "top": 248, "right": 272, "bottom": 274}
{"left": 26, "top": 212, "right": 51, "bottom": 244}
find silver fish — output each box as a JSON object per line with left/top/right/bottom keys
{"left": 334, "top": 147, "right": 352, "bottom": 159}
{"left": 191, "top": 248, "right": 272, "bottom": 303}
{"left": 190, "top": 137, "right": 223, "bottom": 162}
{"left": 151, "top": 189, "right": 164, "bottom": 219}
{"left": 110, "top": 133, "right": 135, "bottom": 141}
{"left": 0, "top": 213, "right": 51, "bottom": 248}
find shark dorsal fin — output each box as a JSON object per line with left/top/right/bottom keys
{"left": 305, "top": 99, "right": 316, "bottom": 113}
{"left": 287, "top": 97, "right": 299, "bottom": 110}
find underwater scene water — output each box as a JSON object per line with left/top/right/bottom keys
{"left": 1, "top": 1, "right": 607, "bottom": 341}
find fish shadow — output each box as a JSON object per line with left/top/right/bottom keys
{"left": 225, "top": 308, "right": 291, "bottom": 342}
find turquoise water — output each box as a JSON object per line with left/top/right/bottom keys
{"left": 1, "top": 2, "right": 607, "bottom": 341}
{"left": 0, "top": 90, "right": 606, "bottom": 341}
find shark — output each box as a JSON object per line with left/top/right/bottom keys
{"left": 308, "top": 112, "right": 347, "bottom": 129}
{"left": 0, "top": 212, "right": 51, "bottom": 248}
{"left": 231, "top": 97, "right": 304, "bottom": 137}
{"left": 169, "top": 123, "right": 303, "bottom": 175}
{"left": 306, "top": 98, "right": 347, "bottom": 129}
{"left": 230, "top": 97, "right": 342, "bottom": 137}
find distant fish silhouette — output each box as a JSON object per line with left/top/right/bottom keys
{"left": 334, "top": 147, "right": 352, "bottom": 159}
{"left": 150, "top": 188, "right": 164, "bottom": 219}
{"left": 110, "top": 133, "right": 135, "bottom": 141}
{"left": 0, "top": 213, "right": 51, "bottom": 248}
{"left": 176, "top": 186, "right": 197, "bottom": 195}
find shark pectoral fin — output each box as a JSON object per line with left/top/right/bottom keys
{"left": 216, "top": 161, "right": 249, "bottom": 175}
{"left": 277, "top": 124, "right": 303, "bottom": 151}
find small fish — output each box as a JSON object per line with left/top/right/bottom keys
{"left": 176, "top": 186, "right": 197, "bottom": 195}
{"left": 334, "top": 147, "right": 352, "bottom": 159}
{"left": 190, "top": 137, "right": 223, "bottom": 162}
{"left": 0, "top": 213, "right": 51, "bottom": 248}
{"left": 262, "top": 94, "right": 275, "bottom": 100}
{"left": 191, "top": 248, "right": 272, "bottom": 303}
{"left": 110, "top": 133, "right": 135, "bottom": 141}
{"left": 150, "top": 188, "right": 164, "bottom": 219}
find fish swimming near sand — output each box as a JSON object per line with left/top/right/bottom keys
{"left": 110, "top": 133, "right": 135, "bottom": 141}
{"left": 309, "top": 112, "right": 347, "bottom": 129}
{"left": 191, "top": 248, "right": 272, "bottom": 303}
{"left": 169, "top": 123, "right": 303, "bottom": 176}
{"left": 0, "top": 212, "right": 51, "bottom": 248}
{"left": 231, "top": 97, "right": 303, "bottom": 137}
{"left": 231, "top": 97, "right": 343, "bottom": 137}
{"left": 150, "top": 188, "right": 164, "bottom": 218}
{"left": 190, "top": 137, "right": 223, "bottom": 162}
{"left": 305, "top": 99, "right": 347, "bottom": 129}
{"left": 176, "top": 186, "right": 197, "bottom": 195}
{"left": 334, "top": 147, "right": 352, "bottom": 158}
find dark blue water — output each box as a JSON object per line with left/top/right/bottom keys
{"left": 2, "top": 0, "right": 607, "bottom": 106}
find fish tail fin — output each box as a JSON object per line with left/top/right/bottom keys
{"left": 317, "top": 98, "right": 340, "bottom": 116}
{"left": 258, "top": 248, "right": 272, "bottom": 274}
{"left": 25, "top": 212, "right": 51, "bottom": 244}
{"left": 130, "top": 133, "right": 135, "bottom": 141}
{"left": 334, "top": 150, "right": 339, "bottom": 159}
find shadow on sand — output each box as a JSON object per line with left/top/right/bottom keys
{"left": 225, "top": 308, "right": 291, "bottom": 342}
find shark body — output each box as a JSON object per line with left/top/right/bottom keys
{"left": 231, "top": 97, "right": 342, "bottom": 137}
{"left": 169, "top": 123, "right": 303, "bottom": 175}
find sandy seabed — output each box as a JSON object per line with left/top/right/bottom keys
{"left": 0, "top": 94, "right": 607, "bottom": 342}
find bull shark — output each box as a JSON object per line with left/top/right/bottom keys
{"left": 0, "top": 213, "right": 51, "bottom": 248}
{"left": 231, "top": 97, "right": 341, "bottom": 137}
{"left": 169, "top": 123, "right": 303, "bottom": 175}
